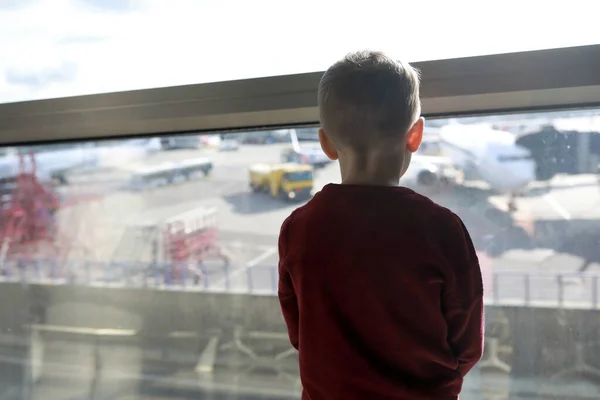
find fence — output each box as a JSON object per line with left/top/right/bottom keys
{"left": 1, "top": 258, "right": 600, "bottom": 309}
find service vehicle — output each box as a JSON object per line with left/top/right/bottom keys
{"left": 249, "top": 163, "right": 313, "bottom": 201}
{"left": 129, "top": 157, "right": 213, "bottom": 190}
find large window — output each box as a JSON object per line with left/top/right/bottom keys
{"left": 1, "top": 0, "right": 599, "bottom": 103}
{"left": 1, "top": 107, "right": 600, "bottom": 398}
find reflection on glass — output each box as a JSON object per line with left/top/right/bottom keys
{"left": 1, "top": 110, "right": 600, "bottom": 398}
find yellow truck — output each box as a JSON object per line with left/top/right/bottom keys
{"left": 249, "top": 163, "right": 313, "bottom": 201}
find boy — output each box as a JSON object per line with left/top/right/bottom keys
{"left": 278, "top": 51, "right": 484, "bottom": 400}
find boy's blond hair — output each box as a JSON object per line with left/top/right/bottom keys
{"left": 318, "top": 50, "right": 421, "bottom": 150}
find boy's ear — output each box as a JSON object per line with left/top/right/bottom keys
{"left": 318, "top": 128, "right": 339, "bottom": 161}
{"left": 406, "top": 117, "right": 424, "bottom": 153}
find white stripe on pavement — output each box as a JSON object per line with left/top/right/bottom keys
{"left": 246, "top": 247, "right": 278, "bottom": 267}
{"left": 210, "top": 247, "right": 278, "bottom": 289}
{"left": 542, "top": 194, "right": 572, "bottom": 220}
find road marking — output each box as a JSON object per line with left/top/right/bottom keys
{"left": 542, "top": 194, "right": 572, "bottom": 220}
{"left": 247, "top": 247, "right": 278, "bottom": 267}
{"left": 220, "top": 241, "right": 273, "bottom": 251}
{"left": 210, "top": 247, "right": 278, "bottom": 289}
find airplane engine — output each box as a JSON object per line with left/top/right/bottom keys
{"left": 416, "top": 169, "right": 438, "bottom": 186}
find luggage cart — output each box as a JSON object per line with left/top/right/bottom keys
{"left": 163, "top": 207, "right": 229, "bottom": 284}
{"left": 111, "top": 206, "right": 229, "bottom": 286}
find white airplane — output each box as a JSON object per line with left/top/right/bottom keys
{"left": 283, "top": 129, "right": 331, "bottom": 168}
{"left": 283, "top": 124, "right": 536, "bottom": 212}
{"left": 401, "top": 154, "right": 450, "bottom": 188}
{"left": 404, "top": 123, "right": 537, "bottom": 212}
{"left": 438, "top": 123, "right": 536, "bottom": 211}
{"left": 0, "top": 138, "right": 161, "bottom": 186}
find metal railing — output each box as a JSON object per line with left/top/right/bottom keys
{"left": 2, "top": 259, "right": 600, "bottom": 309}
{"left": 487, "top": 270, "right": 600, "bottom": 309}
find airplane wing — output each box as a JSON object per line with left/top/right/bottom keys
{"left": 412, "top": 154, "right": 453, "bottom": 168}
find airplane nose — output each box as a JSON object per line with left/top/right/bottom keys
{"left": 483, "top": 157, "right": 537, "bottom": 192}
{"left": 511, "top": 159, "right": 537, "bottom": 188}
{"left": 525, "top": 160, "right": 537, "bottom": 180}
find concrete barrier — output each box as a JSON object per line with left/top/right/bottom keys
{"left": 1, "top": 283, "right": 600, "bottom": 399}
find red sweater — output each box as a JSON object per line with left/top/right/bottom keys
{"left": 278, "top": 184, "right": 484, "bottom": 400}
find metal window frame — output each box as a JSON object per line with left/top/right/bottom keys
{"left": 1, "top": 44, "right": 600, "bottom": 146}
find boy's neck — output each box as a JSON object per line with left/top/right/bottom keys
{"left": 338, "top": 152, "right": 403, "bottom": 187}
{"left": 341, "top": 173, "right": 400, "bottom": 187}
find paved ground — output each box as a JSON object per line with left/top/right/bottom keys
{"left": 4, "top": 142, "right": 599, "bottom": 307}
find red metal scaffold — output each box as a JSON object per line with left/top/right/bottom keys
{"left": 0, "top": 152, "right": 102, "bottom": 275}
{"left": 0, "top": 153, "right": 59, "bottom": 265}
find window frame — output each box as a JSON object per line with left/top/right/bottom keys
{"left": 1, "top": 44, "right": 600, "bottom": 146}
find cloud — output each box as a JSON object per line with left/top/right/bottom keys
{"left": 0, "top": 0, "right": 37, "bottom": 10}
{"left": 0, "top": 0, "right": 599, "bottom": 104}
{"left": 73, "top": 0, "right": 136, "bottom": 12}
{"left": 5, "top": 61, "right": 77, "bottom": 88}
{"left": 58, "top": 35, "right": 106, "bottom": 45}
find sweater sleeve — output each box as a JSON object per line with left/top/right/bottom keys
{"left": 278, "top": 215, "right": 299, "bottom": 350}
{"left": 441, "top": 213, "right": 485, "bottom": 376}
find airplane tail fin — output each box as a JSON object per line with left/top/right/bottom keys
{"left": 290, "top": 129, "right": 301, "bottom": 152}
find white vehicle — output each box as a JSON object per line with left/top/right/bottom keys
{"left": 177, "top": 158, "right": 213, "bottom": 177}
{"left": 129, "top": 157, "right": 213, "bottom": 190}
{"left": 130, "top": 163, "right": 178, "bottom": 190}
{"left": 219, "top": 139, "right": 240, "bottom": 151}
{"left": 437, "top": 123, "right": 537, "bottom": 211}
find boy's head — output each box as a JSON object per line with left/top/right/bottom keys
{"left": 317, "top": 50, "right": 424, "bottom": 182}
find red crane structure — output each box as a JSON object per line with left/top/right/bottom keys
{"left": 0, "top": 153, "right": 59, "bottom": 264}
{"left": 0, "top": 153, "right": 101, "bottom": 276}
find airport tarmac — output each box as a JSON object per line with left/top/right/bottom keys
{"left": 12, "top": 142, "right": 600, "bottom": 306}
{"left": 3, "top": 143, "right": 600, "bottom": 400}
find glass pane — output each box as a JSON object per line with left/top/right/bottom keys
{"left": 1, "top": 108, "right": 600, "bottom": 398}
{"left": 1, "top": 0, "right": 599, "bottom": 103}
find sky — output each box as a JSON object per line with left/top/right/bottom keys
{"left": 0, "top": 0, "right": 599, "bottom": 104}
